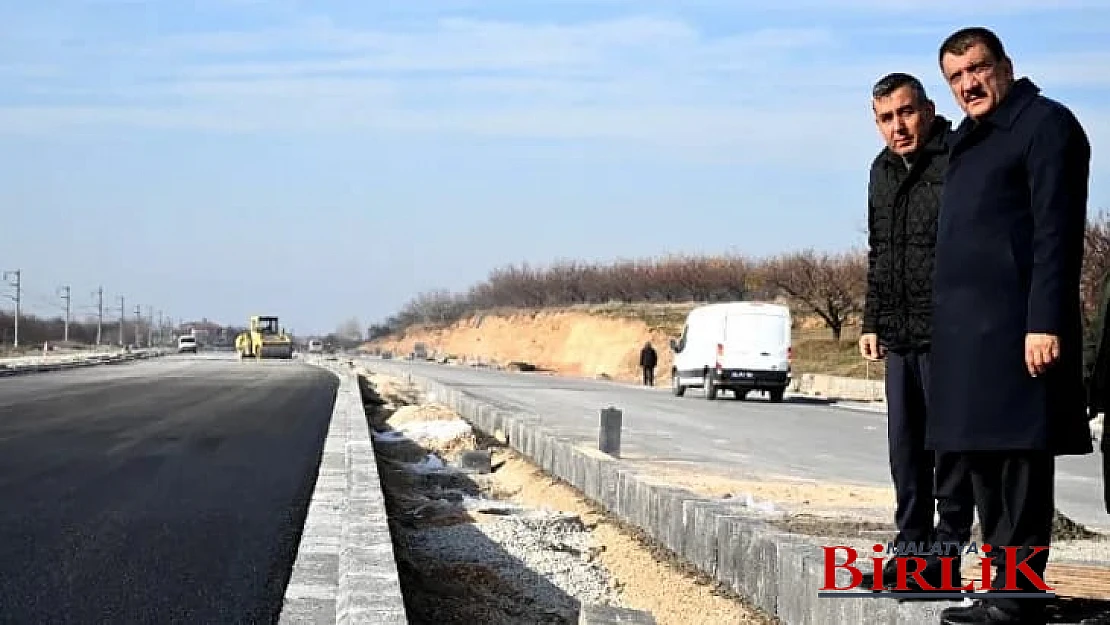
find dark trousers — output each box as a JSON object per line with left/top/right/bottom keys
{"left": 954, "top": 451, "right": 1054, "bottom": 615}
{"left": 886, "top": 351, "right": 975, "bottom": 548}
{"left": 642, "top": 366, "right": 655, "bottom": 386}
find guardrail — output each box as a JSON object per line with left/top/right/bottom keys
{"left": 0, "top": 349, "right": 168, "bottom": 376}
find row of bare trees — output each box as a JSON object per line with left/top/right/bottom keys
{"left": 371, "top": 211, "right": 1110, "bottom": 342}
{"left": 0, "top": 313, "right": 122, "bottom": 348}
{"left": 370, "top": 250, "right": 867, "bottom": 340}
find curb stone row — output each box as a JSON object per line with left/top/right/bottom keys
{"left": 280, "top": 363, "right": 408, "bottom": 624}
{"left": 370, "top": 362, "right": 965, "bottom": 625}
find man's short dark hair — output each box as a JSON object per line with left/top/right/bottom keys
{"left": 938, "top": 27, "right": 1009, "bottom": 66}
{"left": 872, "top": 72, "right": 929, "bottom": 105}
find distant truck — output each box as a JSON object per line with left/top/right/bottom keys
{"left": 307, "top": 339, "right": 324, "bottom": 354}
{"left": 412, "top": 342, "right": 429, "bottom": 360}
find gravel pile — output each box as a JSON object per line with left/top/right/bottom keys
{"left": 399, "top": 508, "right": 622, "bottom": 621}
{"left": 367, "top": 391, "right": 627, "bottom": 624}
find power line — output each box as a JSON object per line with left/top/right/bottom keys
{"left": 59, "top": 285, "right": 71, "bottom": 342}
{"left": 2, "top": 269, "right": 20, "bottom": 347}
{"left": 133, "top": 305, "right": 141, "bottom": 347}
{"left": 118, "top": 295, "right": 125, "bottom": 346}
{"left": 93, "top": 287, "right": 104, "bottom": 346}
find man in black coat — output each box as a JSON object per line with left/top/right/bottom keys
{"left": 929, "top": 27, "right": 1093, "bottom": 625}
{"left": 640, "top": 341, "right": 657, "bottom": 386}
{"left": 861, "top": 72, "right": 975, "bottom": 593}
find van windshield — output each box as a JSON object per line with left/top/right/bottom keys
{"left": 725, "top": 313, "right": 787, "bottom": 350}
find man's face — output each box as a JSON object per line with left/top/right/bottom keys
{"left": 872, "top": 85, "right": 935, "bottom": 156}
{"left": 941, "top": 41, "right": 1014, "bottom": 120}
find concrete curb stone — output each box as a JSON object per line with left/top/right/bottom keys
{"left": 372, "top": 361, "right": 966, "bottom": 625}
{"left": 281, "top": 363, "right": 408, "bottom": 624}
{"left": 0, "top": 349, "right": 167, "bottom": 377}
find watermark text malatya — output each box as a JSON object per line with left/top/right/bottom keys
{"left": 817, "top": 543, "right": 1055, "bottom": 599}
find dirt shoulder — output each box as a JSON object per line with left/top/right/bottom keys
{"left": 360, "top": 369, "right": 775, "bottom": 625}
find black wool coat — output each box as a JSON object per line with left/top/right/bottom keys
{"left": 926, "top": 78, "right": 1093, "bottom": 455}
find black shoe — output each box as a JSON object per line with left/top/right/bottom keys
{"left": 940, "top": 600, "right": 1045, "bottom": 624}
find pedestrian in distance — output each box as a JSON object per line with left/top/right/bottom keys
{"left": 860, "top": 71, "right": 975, "bottom": 593}
{"left": 928, "top": 26, "right": 1093, "bottom": 625}
{"left": 640, "top": 341, "right": 657, "bottom": 386}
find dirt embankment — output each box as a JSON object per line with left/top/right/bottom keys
{"left": 365, "top": 304, "right": 874, "bottom": 383}
{"left": 369, "top": 308, "right": 681, "bottom": 382}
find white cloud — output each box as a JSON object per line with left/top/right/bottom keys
{"left": 0, "top": 12, "right": 1107, "bottom": 176}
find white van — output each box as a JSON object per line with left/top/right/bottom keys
{"left": 669, "top": 302, "right": 792, "bottom": 402}
{"left": 177, "top": 335, "right": 198, "bottom": 354}
{"left": 307, "top": 339, "right": 323, "bottom": 354}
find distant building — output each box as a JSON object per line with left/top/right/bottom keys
{"left": 178, "top": 318, "right": 225, "bottom": 344}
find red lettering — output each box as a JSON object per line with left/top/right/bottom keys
{"left": 896, "top": 556, "right": 932, "bottom": 591}
{"left": 820, "top": 546, "right": 862, "bottom": 591}
{"left": 979, "top": 544, "right": 994, "bottom": 591}
{"left": 1001, "top": 546, "right": 1054, "bottom": 591}
{"left": 937, "top": 556, "right": 975, "bottom": 592}
{"left": 869, "top": 556, "right": 886, "bottom": 591}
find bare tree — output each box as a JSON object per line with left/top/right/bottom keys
{"left": 335, "top": 317, "right": 363, "bottom": 342}
{"left": 760, "top": 249, "right": 867, "bottom": 341}
{"left": 1083, "top": 210, "right": 1110, "bottom": 321}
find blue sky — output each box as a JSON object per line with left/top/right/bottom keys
{"left": 2, "top": 1, "right": 1109, "bottom": 336}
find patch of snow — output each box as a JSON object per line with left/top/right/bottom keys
{"left": 407, "top": 454, "right": 450, "bottom": 474}
{"left": 395, "top": 419, "right": 472, "bottom": 443}
{"left": 740, "top": 493, "right": 785, "bottom": 518}
{"left": 371, "top": 430, "right": 409, "bottom": 443}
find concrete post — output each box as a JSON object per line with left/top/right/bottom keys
{"left": 598, "top": 407, "right": 622, "bottom": 458}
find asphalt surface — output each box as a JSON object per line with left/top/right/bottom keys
{"left": 365, "top": 357, "right": 1110, "bottom": 532}
{"left": 0, "top": 354, "right": 338, "bottom": 624}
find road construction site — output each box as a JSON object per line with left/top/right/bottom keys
{"left": 3, "top": 350, "right": 1110, "bottom": 624}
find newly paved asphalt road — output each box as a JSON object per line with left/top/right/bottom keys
{"left": 0, "top": 354, "right": 338, "bottom": 624}
{"left": 365, "top": 357, "right": 1109, "bottom": 531}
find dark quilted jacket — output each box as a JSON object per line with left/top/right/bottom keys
{"left": 862, "top": 115, "right": 952, "bottom": 353}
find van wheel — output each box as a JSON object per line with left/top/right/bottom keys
{"left": 671, "top": 372, "right": 686, "bottom": 397}
{"left": 704, "top": 375, "right": 718, "bottom": 400}
{"left": 768, "top": 387, "right": 785, "bottom": 403}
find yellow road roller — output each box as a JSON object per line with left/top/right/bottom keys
{"left": 235, "top": 315, "right": 294, "bottom": 360}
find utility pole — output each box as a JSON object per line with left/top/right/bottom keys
{"left": 59, "top": 285, "right": 71, "bottom": 342}
{"left": 3, "top": 270, "right": 20, "bottom": 347}
{"left": 118, "top": 296, "right": 125, "bottom": 346}
{"left": 147, "top": 306, "right": 154, "bottom": 347}
{"left": 93, "top": 287, "right": 104, "bottom": 346}
{"left": 157, "top": 310, "right": 164, "bottom": 345}
{"left": 134, "top": 305, "right": 142, "bottom": 347}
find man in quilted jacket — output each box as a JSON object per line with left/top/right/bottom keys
{"left": 860, "top": 72, "right": 975, "bottom": 592}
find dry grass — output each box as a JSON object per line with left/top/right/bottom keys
{"left": 792, "top": 326, "right": 886, "bottom": 380}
